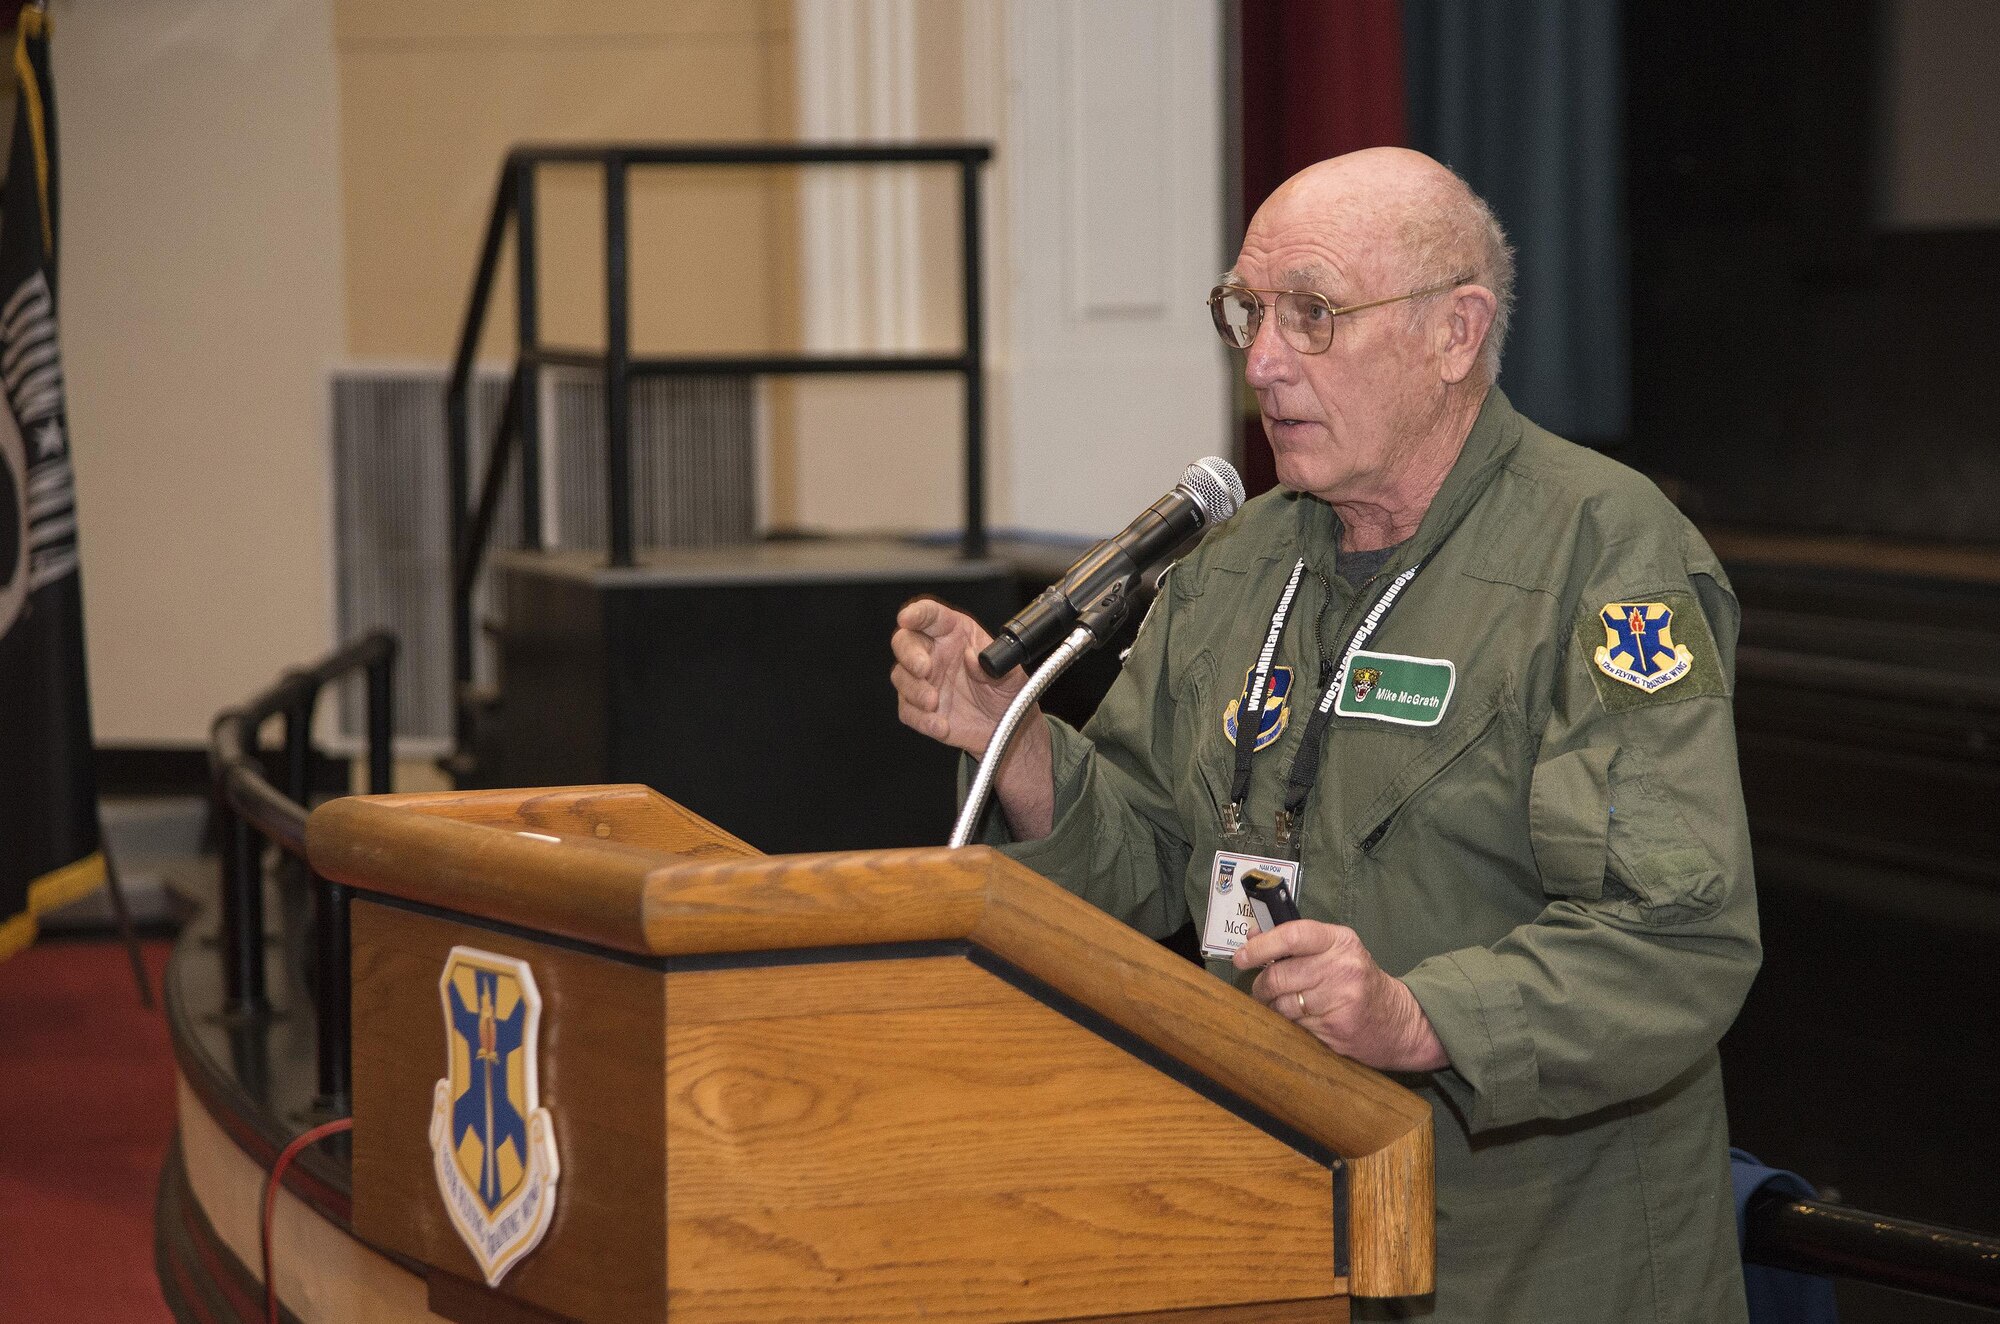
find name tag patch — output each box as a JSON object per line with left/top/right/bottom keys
{"left": 1333, "top": 650, "right": 1455, "bottom": 726}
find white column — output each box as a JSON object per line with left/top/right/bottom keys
{"left": 791, "top": 0, "right": 1230, "bottom": 539}
{"left": 796, "top": 0, "right": 922, "bottom": 353}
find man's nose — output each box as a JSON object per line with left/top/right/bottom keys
{"left": 1242, "top": 313, "right": 1294, "bottom": 389}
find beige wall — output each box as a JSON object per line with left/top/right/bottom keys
{"left": 59, "top": 0, "right": 802, "bottom": 744}
{"left": 784, "top": 0, "right": 1233, "bottom": 541}
{"left": 59, "top": 0, "right": 346, "bottom": 744}
{"left": 58, "top": 0, "right": 1220, "bottom": 742}
{"left": 779, "top": 0, "right": 975, "bottom": 534}
{"left": 334, "top": 0, "right": 798, "bottom": 362}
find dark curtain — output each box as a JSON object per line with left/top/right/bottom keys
{"left": 1235, "top": 0, "right": 1409, "bottom": 496}
{"left": 1403, "top": 1, "right": 1628, "bottom": 445}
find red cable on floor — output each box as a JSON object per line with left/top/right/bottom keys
{"left": 260, "top": 1116, "right": 352, "bottom": 1324}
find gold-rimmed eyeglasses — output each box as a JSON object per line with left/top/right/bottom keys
{"left": 1207, "top": 276, "right": 1470, "bottom": 354}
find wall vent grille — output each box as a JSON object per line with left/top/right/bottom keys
{"left": 330, "top": 368, "right": 754, "bottom": 745}
{"left": 544, "top": 371, "right": 756, "bottom": 552}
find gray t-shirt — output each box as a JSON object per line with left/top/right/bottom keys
{"left": 1336, "top": 540, "right": 1405, "bottom": 589}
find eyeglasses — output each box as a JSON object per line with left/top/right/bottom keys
{"left": 1207, "top": 276, "right": 1470, "bottom": 354}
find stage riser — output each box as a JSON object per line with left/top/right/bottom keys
{"left": 481, "top": 555, "right": 1017, "bottom": 854}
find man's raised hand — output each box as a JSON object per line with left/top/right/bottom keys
{"left": 890, "top": 598, "right": 1055, "bottom": 840}
{"left": 889, "top": 598, "right": 1023, "bottom": 754}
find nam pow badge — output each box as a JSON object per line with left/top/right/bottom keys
{"left": 1594, "top": 601, "right": 1694, "bottom": 693}
{"left": 431, "top": 947, "right": 560, "bottom": 1286}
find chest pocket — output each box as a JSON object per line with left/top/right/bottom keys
{"left": 1347, "top": 690, "right": 1510, "bottom": 856}
{"left": 1162, "top": 642, "right": 1221, "bottom": 808}
{"left": 1163, "top": 561, "right": 1293, "bottom": 827}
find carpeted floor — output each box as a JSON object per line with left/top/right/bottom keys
{"left": 0, "top": 937, "right": 176, "bottom": 1323}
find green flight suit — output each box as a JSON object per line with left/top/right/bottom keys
{"left": 991, "top": 390, "right": 1760, "bottom": 1322}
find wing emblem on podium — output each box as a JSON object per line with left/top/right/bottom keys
{"left": 429, "top": 946, "right": 561, "bottom": 1286}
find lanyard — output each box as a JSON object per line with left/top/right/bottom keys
{"left": 1225, "top": 558, "right": 1308, "bottom": 814}
{"left": 1224, "top": 557, "right": 1424, "bottom": 838}
{"left": 1277, "top": 561, "right": 1422, "bottom": 838}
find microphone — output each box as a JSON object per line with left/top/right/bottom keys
{"left": 978, "top": 457, "right": 1244, "bottom": 677}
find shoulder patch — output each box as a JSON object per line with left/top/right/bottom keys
{"left": 1575, "top": 590, "right": 1727, "bottom": 712}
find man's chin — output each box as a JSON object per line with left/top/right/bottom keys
{"left": 1268, "top": 452, "right": 1319, "bottom": 489}
{"left": 1268, "top": 459, "right": 1341, "bottom": 503}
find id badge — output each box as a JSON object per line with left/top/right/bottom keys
{"left": 1200, "top": 849, "right": 1303, "bottom": 959}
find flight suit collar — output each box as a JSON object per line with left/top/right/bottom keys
{"left": 1401, "top": 385, "right": 1525, "bottom": 566}
{"left": 1299, "top": 386, "right": 1526, "bottom": 584}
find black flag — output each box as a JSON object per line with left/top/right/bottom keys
{"left": 0, "top": 2, "right": 103, "bottom": 960}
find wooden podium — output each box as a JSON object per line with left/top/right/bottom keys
{"left": 306, "top": 785, "right": 1433, "bottom": 1324}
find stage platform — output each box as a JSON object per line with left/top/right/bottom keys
{"left": 157, "top": 878, "right": 479, "bottom": 1323}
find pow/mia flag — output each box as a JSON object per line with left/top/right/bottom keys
{"left": 0, "top": 3, "right": 104, "bottom": 960}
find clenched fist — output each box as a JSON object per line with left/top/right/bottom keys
{"left": 1233, "top": 919, "right": 1449, "bottom": 1072}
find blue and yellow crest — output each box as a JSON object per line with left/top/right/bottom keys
{"left": 1593, "top": 601, "right": 1694, "bottom": 694}
{"left": 429, "top": 947, "right": 560, "bottom": 1286}
{"left": 1223, "top": 665, "right": 1293, "bottom": 751}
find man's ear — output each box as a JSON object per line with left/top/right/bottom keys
{"left": 1438, "top": 286, "right": 1497, "bottom": 385}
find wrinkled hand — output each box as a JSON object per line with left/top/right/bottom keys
{"left": 1232, "top": 920, "right": 1449, "bottom": 1072}
{"left": 890, "top": 598, "right": 1055, "bottom": 839}
{"left": 890, "top": 598, "right": 1022, "bottom": 754}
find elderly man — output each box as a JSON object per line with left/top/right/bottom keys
{"left": 891, "top": 148, "right": 1759, "bottom": 1322}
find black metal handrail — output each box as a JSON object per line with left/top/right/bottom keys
{"left": 207, "top": 630, "right": 397, "bottom": 1114}
{"left": 445, "top": 140, "right": 993, "bottom": 761}
{"left": 1746, "top": 1188, "right": 2000, "bottom": 1311}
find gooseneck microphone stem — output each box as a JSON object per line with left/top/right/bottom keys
{"left": 949, "top": 624, "right": 1095, "bottom": 849}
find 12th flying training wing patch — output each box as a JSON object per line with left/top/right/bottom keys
{"left": 1574, "top": 589, "right": 1726, "bottom": 711}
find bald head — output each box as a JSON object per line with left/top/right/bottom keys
{"left": 1248, "top": 149, "right": 1515, "bottom": 380}
{"left": 1260, "top": 148, "right": 1458, "bottom": 226}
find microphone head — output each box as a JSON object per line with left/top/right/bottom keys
{"left": 1179, "top": 457, "right": 1246, "bottom": 523}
